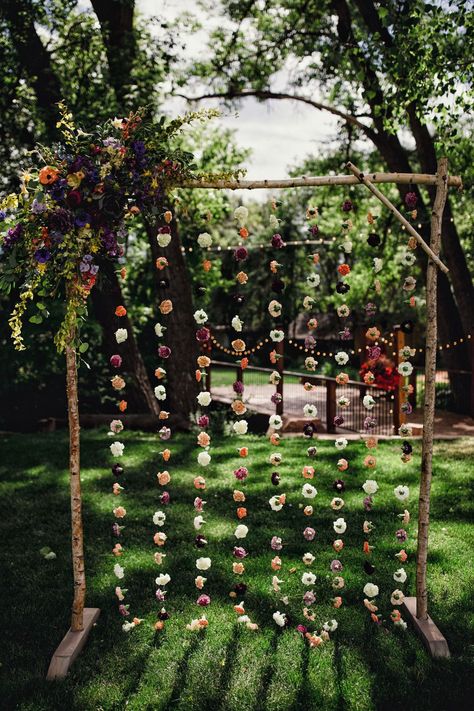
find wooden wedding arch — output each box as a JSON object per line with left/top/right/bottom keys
{"left": 48, "top": 158, "right": 460, "bottom": 678}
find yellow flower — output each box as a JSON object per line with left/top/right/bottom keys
{"left": 67, "top": 173, "right": 82, "bottom": 188}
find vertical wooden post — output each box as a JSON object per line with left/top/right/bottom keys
{"left": 326, "top": 380, "right": 337, "bottom": 434}
{"left": 66, "top": 340, "right": 86, "bottom": 632}
{"left": 393, "top": 327, "right": 406, "bottom": 434}
{"left": 416, "top": 157, "right": 448, "bottom": 621}
{"left": 276, "top": 339, "right": 284, "bottom": 416}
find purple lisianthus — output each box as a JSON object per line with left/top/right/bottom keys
{"left": 401, "top": 402, "right": 413, "bottom": 415}
{"left": 234, "top": 467, "right": 248, "bottom": 481}
{"left": 234, "top": 246, "right": 248, "bottom": 261}
{"left": 158, "top": 345, "right": 171, "bottom": 359}
{"left": 103, "top": 136, "right": 122, "bottom": 148}
{"left": 233, "top": 380, "right": 244, "bottom": 395}
{"left": 3, "top": 223, "right": 22, "bottom": 249}
{"left": 271, "top": 278, "right": 285, "bottom": 294}
{"left": 342, "top": 199, "right": 353, "bottom": 212}
{"left": 198, "top": 414, "right": 209, "bottom": 428}
{"left": 364, "top": 416, "right": 377, "bottom": 431}
{"left": 112, "top": 523, "right": 123, "bottom": 537}
{"left": 271, "top": 233, "right": 285, "bottom": 249}
{"left": 48, "top": 207, "right": 73, "bottom": 234}
{"left": 34, "top": 247, "right": 51, "bottom": 263}
{"left": 303, "top": 590, "right": 316, "bottom": 605}
{"left": 303, "top": 527, "right": 316, "bottom": 541}
{"left": 233, "top": 546, "right": 248, "bottom": 559}
{"left": 331, "top": 559, "right": 343, "bottom": 573}
{"left": 333, "top": 479, "right": 345, "bottom": 493}
{"left": 339, "top": 328, "right": 351, "bottom": 341}
{"left": 50, "top": 179, "right": 67, "bottom": 202}
{"left": 0, "top": 209, "right": 6, "bottom": 221}
{"left": 31, "top": 199, "right": 46, "bottom": 214}
{"left": 197, "top": 594, "right": 211, "bottom": 606}
{"left": 74, "top": 211, "right": 91, "bottom": 228}
{"left": 196, "top": 327, "right": 210, "bottom": 343}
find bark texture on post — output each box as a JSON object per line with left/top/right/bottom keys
{"left": 416, "top": 157, "right": 449, "bottom": 620}
{"left": 66, "top": 341, "right": 86, "bottom": 632}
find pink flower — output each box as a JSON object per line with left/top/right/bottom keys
{"left": 110, "top": 354, "right": 122, "bottom": 368}
{"left": 196, "top": 594, "right": 211, "bottom": 606}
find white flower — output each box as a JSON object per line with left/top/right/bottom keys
{"left": 363, "top": 582, "right": 379, "bottom": 598}
{"left": 197, "top": 232, "right": 212, "bottom": 248}
{"left": 323, "top": 619, "right": 338, "bottom": 632}
{"left": 394, "top": 485, "right": 410, "bottom": 501}
{"left": 110, "top": 441, "right": 124, "bottom": 457}
{"left": 333, "top": 517, "right": 347, "bottom": 534}
{"left": 302, "top": 483, "right": 317, "bottom": 499}
{"left": 155, "top": 385, "right": 166, "bottom": 400}
{"left": 398, "top": 424, "right": 413, "bottom": 437}
{"left": 153, "top": 511, "right": 166, "bottom": 526}
{"left": 303, "top": 404, "right": 318, "bottom": 418}
{"left": 335, "top": 351, "right": 349, "bottom": 365}
{"left": 269, "top": 414, "right": 283, "bottom": 430}
{"left": 196, "top": 557, "right": 212, "bottom": 570}
{"left": 337, "top": 304, "right": 350, "bottom": 318}
{"left": 399, "top": 346, "right": 416, "bottom": 360}
{"left": 335, "top": 437, "right": 348, "bottom": 450}
{"left": 122, "top": 621, "right": 135, "bottom": 632}
{"left": 362, "top": 479, "right": 379, "bottom": 495}
{"left": 112, "top": 117, "right": 124, "bottom": 129}
{"left": 337, "top": 396, "right": 350, "bottom": 408}
{"left": 269, "top": 214, "right": 279, "bottom": 229}
{"left": 234, "top": 205, "right": 248, "bottom": 226}
{"left": 269, "top": 371, "right": 281, "bottom": 385}
{"left": 234, "top": 524, "right": 249, "bottom": 539}
{"left": 114, "top": 563, "right": 124, "bottom": 579}
{"left": 194, "top": 515, "right": 206, "bottom": 530}
{"left": 305, "top": 357, "right": 317, "bottom": 371}
{"left": 115, "top": 328, "right": 128, "bottom": 344}
{"left": 194, "top": 309, "right": 208, "bottom": 324}
{"left": 233, "top": 420, "right": 248, "bottom": 435}
{"left": 269, "top": 452, "right": 282, "bottom": 465}
{"left": 373, "top": 258, "right": 383, "bottom": 273}
{"left": 395, "top": 618, "right": 407, "bottom": 630}
{"left": 393, "top": 568, "right": 407, "bottom": 583}
{"left": 232, "top": 315, "right": 243, "bottom": 332}
{"left": 155, "top": 573, "right": 171, "bottom": 586}
{"left": 273, "top": 610, "right": 286, "bottom": 627}
{"left": 157, "top": 233, "right": 171, "bottom": 248}
{"left": 331, "top": 497, "right": 345, "bottom": 510}
{"left": 401, "top": 252, "right": 416, "bottom": 267}
{"left": 270, "top": 329, "right": 284, "bottom": 342}
{"left": 302, "top": 552, "right": 315, "bottom": 565}
{"left": 303, "top": 296, "right": 315, "bottom": 309}
{"left": 269, "top": 495, "right": 284, "bottom": 511}
{"left": 197, "top": 451, "right": 211, "bottom": 466}
{"left": 398, "top": 362, "right": 413, "bottom": 377}
{"left": 154, "top": 323, "right": 165, "bottom": 337}
{"left": 302, "top": 572, "right": 317, "bottom": 585}
{"left": 363, "top": 394, "right": 376, "bottom": 410}
{"left": 306, "top": 273, "right": 321, "bottom": 287}
{"left": 268, "top": 300, "right": 282, "bottom": 317}
{"left": 391, "top": 589, "right": 405, "bottom": 605}
{"left": 197, "top": 391, "right": 212, "bottom": 407}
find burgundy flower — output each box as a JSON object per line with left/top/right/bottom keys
{"left": 396, "top": 528, "right": 408, "bottom": 542}
{"left": 271, "top": 233, "right": 285, "bottom": 249}
{"left": 195, "top": 534, "right": 207, "bottom": 547}
{"left": 367, "top": 346, "right": 381, "bottom": 361}
{"left": 234, "top": 582, "right": 247, "bottom": 596}
{"left": 158, "top": 225, "right": 171, "bottom": 234}
{"left": 303, "top": 423, "right": 315, "bottom": 438}
{"left": 303, "top": 590, "right": 316, "bottom": 605}
{"left": 342, "top": 199, "right": 353, "bottom": 212}
{"left": 233, "top": 546, "right": 248, "bottom": 559}
{"left": 112, "top": 463, "right": 124, "bottom": 476}
{"left": 303, "top": 527, "right": 316, "bottom": 541}
{"left": 110, "top": 354, "right": 122, "bottom": 368}
{"left": 194, "top": 497, "right": 205, "bottom": 511}
{"left": 158, "top": 345, "right": 171, "bottom": 358}
{"left": 365, "top": 302, "right": 377, "bottom": 317}
{"left": 364, "top": 416, "right": 377, "bottom": 431}
{"left": 336, "top": 281, "right": 350, "bottom": 294}
{"left": 233, "top": 380, "right": 244, "bottom": 395}
{"left": 367, "top": 233, "right": 381, "bottom": 248}
{"left": 118, "top": 604, "right": 129, "bottom": 617}
{"left": 271, "top": 278, "right": 285, "bottom": 294}
{"left": 309, "top": 224, "right": 319, "bottom": 236}
{"left": 198, "top": 415, "right": 209, "bottom": 428}
{"left": 196, "top": 327, "right": 210, "bottom": 343}
{"left": 402, "top": 441, "right": 413, "bottom": 455}
{"left": 364, "top": 562, "right": 375, "bottom": 575}
{"left": 66, "top": 189, "right": 82, "bottom": 208}
{"left": 197, "top": 594, "right": 211, "bottom": 606}
{"left": 363, "top": 495, "right": 373, "bottom": 511}
{"left": 158, "top": 608, "right": 170, "bottom": 620}
{"left": 333, "top": 479, "right": 345, "bottom": 493}
{"left": 234, "top": 246, "right": 248, "bottom": 261}
{"left": 160, "top": 491, "right": 170, "bottom": 505}
{"left": 296, "top": 624, "right": 307, "bottom": 635}
{"left": 331, "top": 559, "right": 343, "bottom": 572}
{"left": 334, "top": 415, "right": 344, "bottom": 426}
{"left": 271, "top": 472, "right": 280, "bottom": 485}
{"left": 271, "top": 392, "right": 282, "bottom": 405}
{"left": 234, "top": 466, "right": 248, "bottom": 481}
{"left": 405, "top": 192, "right": 418, "bottom": 210}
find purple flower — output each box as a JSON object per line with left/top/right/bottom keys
{"left": 342, "top": 199, "right": 353, "bottom": 212}
{"left": 233, "top": 546, "right": 247, "bottom": 559}
{"left": 158, "top": 345, "right": 171, "bottom": 359}
{"left": 0, "top": 210, "right": 6, "bottom": 221}
{"left": 271, "top": 392, "right": 282, "bottom": 405}
{"left": 401, "top": 402, "right": 413, "bottom": 415}
{"left": 198, "top": 415, "right": 209, "bottom": 428}
{"left": 339, "top": 328, "right": 351, "bottom": 341}
{"left": 309, "top": 224, "right": 319, "bottom": 236}
{"left": 155, "top": 589, "right": 167, "bottom": 601}
{"left": 331, "top": 559, "right": 343, "bottom": 572}
{"left": 197, "top": 594, "right": 211, "bottom": 606}
{"left": 233, "top": 380, "right": 244, "bottom": 395}
{"left": 303, "top": 527, "right": 316, "bottom": 541}
{"left": 103, "top": 136, "right": 122, "bottom": 148}
{"left": 271, "top": 536, "right": 283, "bottom": 551}
{"left": 110, "top": 354, "right": 122, "bottom": 368}
{"left": 303, "top": 590, "right": 316, "bottom": 605}
{"left": 365, "top": 302, "right": 377, "bottom": 317}
{"left": 405, "top": 192, "right": 418, "bottom": 210}
{"left": 234, "top": 467, "right": 248, "bottom": 481}
{"left": 396, "top": 528, "right": 408, "bottom": 542}
{"left": 234, "top": 246, "right": 248, "bottom": 261}
{"left": 31, "top": 199, "right": 46, "bottom": 214}
{"left": 367, "top": 346, "right": 381, "bottom": 361}
{"left": 364, "top": 416, "right": 377, "bottom": 431}
{"left": 158, "top": 608, "right": 170, "bottom": 620}
{"left": 271, "top": 472, "right": 280, "bottom": 485}
{"left": 234, "top": 583, "right": 247, "bottom": 596}
{"left": 160, "top": 491, "right": 170, "bottom": 505}
{"left": 74, "top": 211, "right": 91, "bottom": 228}
{"left": 303, "top": 423, "right": 315, "bottom": 438}
{"left": 196, "top": 327, "right": 210, "bottom": 343}
{"left": 48, "top": 207, "right": 73, "bottom": 234}
{"left": 34, "top": 247, "right": 51, "bottom": 263}
{"left": 305, "top": 335, "right": 316, "bottom": 349}
{"left": 3, "top": 223, "right": 22, "bottom": 249}
{"left": 296, "top": 624, "right": 307, "bottom": 635}
{"left": 271, "top": 278, "right": 285, "bottom": 294}
{"left": 271, "top": 233, "right": 285, "bottom": 249}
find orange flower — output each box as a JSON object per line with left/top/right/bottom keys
{"left": 239, "top": 447, "right": 248, "bottom": 457}
{"left": 338, "top": 263, "right": 351, "bottom": 276}
{"left": 120, "top": 267, "right": 127, "bottom": 280}
{"left": 363, "top": 371, "right": 375, "bottom": 385}
{"left": 303, "top": 505, "right": 313, "bottom": 516}
{"left": 202, "top": 259, "right": 212, "bottom": 272}
{"left": 158, "top": 411, "right": 169, "bottom": 420}
{"left": 236, "top": 271, "right": 248, "bottom": 284}
{"left": 153, "top": 532, "right": 166, "bottom": 546}
{"left": 270, "top": 260, "right": 279, "bottom": 274}
{"left": 195, "top": 369, "right": 202, "bottom": 382}
{"left": 231, "top": 400, "right": 247, "bottom": 415}
{"left": 234, "top": 602, "right": 245, "bottom": 614}
{"left": 113, "top": 483, "right": 122, "bottom": 495}
{"left": 333, "top": 596, "right": 343, "bottom": 608}
{"left": 129, "top": 206, "right": 140, "bottom": 215}
{"left": 194, "top": 476, "right": 206, "bottom": 490}
{"left": 115, "top": 305, "right": 127, "bottom": 317}
{"left": 118, "top": 400, "right": 127, "bottom": 412}
{"left": 302, "top": 466, "right": 315, "bottom": 479}
{"left": 157, "top": 471, "right": 171, "bottom": 485}
{"left": 336, "top": 372, "right": 349, "bottom": 385}
{"left": 159, "top": 299, "right": 173, "bottom": 315}
{"left": 365, "top": 436, "right": 378, "bottom": 449}
{"left": 197, "top": 355, "right": 211, "bottom": 368}
{"left": 164, "top": 210, "right": 173, "bottom": 224}
{"left": 161, "top": 449, "right": 171, "bottom": 461}
{"left": 396, "top": 549, "right": 408, "bottom": 562}
{"left": 236, "top": 507, "right": 247, "bottom": 519}
{"left": 240, "top": 357, "right": 249, "bottom": 369}
{"left": 391, "top": 610, "right": 402, "bottom": 623}
{"left": 271, "top": 556, "right": 282, "bottom": 570}
{"left": 197, "top": 432, "right": 210, "bottom": 447}
{"left": 231, "top": 339, "right": 245, "bottom": 352}
{"left": 269, "top": 350, "right": 277, "bottom": 364}
{"left": 270, "top": 432, "right": 280, "bottom": 445}
{"left": 112, "top": 543, "right": 123, "bottom": 556}
{"left": 409, "top": 296, "right": 416, "bottom": 307}
{"left": 111, "top": 375, "right": 125, "bottom": 390}
{"left": 239, "top": 227, "right": 249, "bottom": 239}
{"left": 154, "top": 620, "right": 165, "bottom": 631}
{"left": 113, "top": 506, "right": 126, "bottom": 518}
{"left": 156, "top": 257, "right": 169, "bottom": 270}
{"left": 364, "top": 455, "right": 377, "bottom": 468}
{"left": 370, "top": 613, "right": 380, "bottom": 624}
{"left": 233, "top": 562, "right": 245, "bottom": 574}
{"left": 39, "top": 166, "right": 59, "bottom": 185}
{"left": 155, "top": 367, "right": 166, "bottom": 379}
{"left": 365, "top": 326, "right": 381, "bottom": 341}
{"left": 363, "top": 541, "right": 373, "bottom": 555}
{"left": 233, "top": 489, "right": 245, "bottom": 502}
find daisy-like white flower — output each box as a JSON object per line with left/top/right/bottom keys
{"left": 232, "top": 315, "right": 243, "bottom": 332}
{"left": 337, "top": 304, "right": 350, "bottom": 318}
{"left": 337, "top": 396, "right": 350, "bottom": 408}
{"left": 269, "top": 414, "right": 283, "bottom": 430}
{"left": 303, "top": 296, "right": 315, "bottom": 309}
{"left": 302, "top": 572, "right": 317, "bottom": 585}
{"left": 399, "top": 346, "right": 416, "bottom": 360}
{"left": 269, "top": 452, "right": 282, "bottom": 465}
{"left": 335, "top": 437, "right": 348, "bottom": 450}
{"left": 303, "top": 404, "right": 318, "bottom": 418}
{"left": 335, "top": 351, "right": 349, "bottom": 365}
{"left": 306, "top": 273, "right": 321, "bottom": 288}
{"left": 115, "top": 328, "right": 128, "bottom": 344}
{"left": 110, "top": 441, "right": 124, "bottom": 457}
{"left": 394, "top": 485, "right": 410, "bottom": 501}
{"left": 302, "top": 552, "right": 315, "bottom": 565}
{"left": 333, "top": 517, "right": 347, "bottom": 534}
{"left": 363, "top": 394, "right": 376, "bottom": 410}
{"left": 269, "top": 371, "right": 281, "bottom": 385}
{"left": 398, "top": 362, "right": 413, "bottom": 377}
{"left": 270, "top": 329, "right": 284, "bottom": 342}
{"left": 302, "top": 483, "right": 317, "bottom": 499}
{"left": 197, "top": 451, "right": 211, "bottom": 466}
{"left": 269, "top": 214, "right": 279, "bottom": 229}
{"left": 393, "top": 568, "right": 407, "bottom": 583}
{"left": 197, "top": 391, "right": 212, "bottom": 407}
{"left": 401, "top": 252, "right": 416, "bottom": 267}
{"left": 363, "top": 582, "right": 379, "bottom": 598}
{"left": 197, "top": 232, "right": 212, "bottom": 248}
{"left": 233, "top": 420, "right": 248, "bottom": 435}
{"left": 323, "top": 619, "right": 338, "bottom": 632}
{"left": 153, "top": 511, "right": 166, "bottom": 526}
{"left": 362, "top": 479, "right": 379, "bottom": 495}
{"left": 194, "top": 309, "right": 208, "bottom": 324}
{"left": 373, "top": 258, "right": 383, "bottom": 273}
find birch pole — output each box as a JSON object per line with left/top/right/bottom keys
{"left": 66, "top": 337, "right": 86, "bottom": 631}
{"left": 416, "top": 157, "right": 449, "bottom": 620}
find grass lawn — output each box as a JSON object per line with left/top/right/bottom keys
{"left": 0, "top": 431, "right": 473, "bottom": 711}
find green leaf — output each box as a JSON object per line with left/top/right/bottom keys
{"left": 29, "top": 314, "right": 43, "bottom": 324}
{"left": 79, "top": 342, "right": 89, "bottom": 353}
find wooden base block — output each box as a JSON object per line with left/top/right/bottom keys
{"left": 403, "top": 597, "right": 450, "bottom": 658}
{"left": 46, "top": 608, "right": 100, "bottom": 680}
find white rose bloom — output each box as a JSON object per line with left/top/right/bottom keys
{"left": 303, "top": 404, "right": 318, "bottom": 418}
{"left": 394, "top": 568, "right": 407, "bottom": 583}
{"left": 233, "top": 420, "right": 248, "bottom": 435}
{"left": 157, "top": 233, "right": 171, "bottom": 248}
{"left": 234, "top": 205, "right": 249, "bottom": 225}
{"left": 302, "top": 552, "right": 315, "bottom": 565}
{"left": 269, "top": 214, "right": 279, "bottom": 229}
{"left": 323, "top": 619, "right": 338, "bottom": 632}
{"left": 398, "top": 362, "right": 413, "bottom": 377}
{"left": 197, "top": 391, "right": 212, "bottom": 407}
{"left": 363, "top": 394, "right": 376, "bottom": 410}
{"left": 333, "top": 517, "right": 347, "bottom": 534}
{"left": 197, "top": 232, "right": 212, "bottom": 248}
{"left": 194, "top": 309, "right": 208, "bottom": 324}
{"left": 335, "top": 351, "right": 349, "bottom": 365}
{"left": 153, "top": 511, "right": 166, "bottom": 526}
{"left": 269, "top": 414, "right": 283, "bottom": 430}
{"left": 232, "top": 315, "right": 243, "bottom": 332}
{"left": 194, "top": 515, "right": 205, "bottom": 530}
{"left": 270, "top": 329, "right": 284, "bottom": 342}
{"left": 273, "top": 610, "right": 286, "bottom": 627}
{"left": 234, "top": 524, "right": 249, "bottom": 539}
{"left": 305, "top": 357, "right": 317, "bottom": 371}
{"left": 196, "top": 557, "right": 211, "bottom": 570}
{"left": 373, "top": 257, "right": 383, "bottom": 273}
{"left": 114, "top": 563, "right": 124, "bottom": 579}
{"left": 269, "top": 495, "right": 284, "bottom": 511}
{"left": 155, "top": 385, "right": 166, "bottom": 400}
{"left": 362, "top": 479, "right": 379, "bottom": 495}
{"left": 115, "top": 328, "right": 128, "bottom": 344}
{"left": 268, "top": 300, "right": 282, "bottom": 317}
{"left": 306, "top": 273, "right": 321, "bottom": 287}
{"left": 335, "top": 437, "right": 348, "bottom": 450}
{"left": 110, "top": 441, "right": 124, "bottom": 457}
{"left": 154, "top": 323, "right": 165, "bottom": 337}
{"left": 155, "top": 573, "right": 171, "bottom": 586}
{"left": 197, "top": 451, "right": 211, "bottom": 467}
{"left": 363, "top": 582, "right": 379, "bottom": 598}
{"left": 394, "top": 485, "right": 410, "bottom": 501}
{"left": 302, "top": 483, "right": 317, "bottom": 499}
{"left": 302, "top": 572, "right": 317, "bottom": 585}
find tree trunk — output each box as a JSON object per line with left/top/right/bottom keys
{"left": 145, "top": 215, "right": 198, "bottom": 429}
{"left": 66, "top": 340, "right": 86, "bottom": 631}
{"left": 416, "top": 157, "right": 448, "bottom": 620}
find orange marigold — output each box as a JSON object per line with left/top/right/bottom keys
{"left": 338, "top": 263, "right": 350, "bottom": 276}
